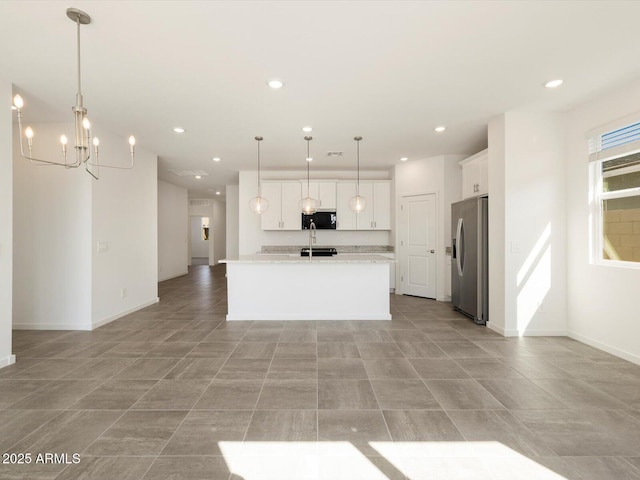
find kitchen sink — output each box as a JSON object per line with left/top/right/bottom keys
{"left": 300, "top": 247, "right": 337, "bottom": 257}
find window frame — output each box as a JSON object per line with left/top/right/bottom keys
{"left": 591, "top": 147, "right": 640, "bottom": 268}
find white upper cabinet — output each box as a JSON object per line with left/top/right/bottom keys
{"left": 304, "top": 181, "right": 337, "bottom": 210}
{"left": 373, "top": 182, "right": 391, "bottom": 230}
{"left": 317, "top": 182, "right": 337, "bottom": 210}
{"left": 336, "top": 181, "right": 391, "bottom": 230}
{"left": 460, "top": 149, "right": 488, "bottom": 199}
{"left": 336, "top": 182, "right": 357, "bottom": 230}
{"left": 261, "top": 182, "right": 302, "bottom": 230}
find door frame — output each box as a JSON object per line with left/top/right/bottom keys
{"left": 397, "top": 192, "right": 439, "bottom": 298}
{"left": 188, "top": 215, "right": 213, "bottom": 266}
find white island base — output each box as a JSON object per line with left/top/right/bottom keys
{"left": 220, "top": 255, "right": 393, "bottom": 321}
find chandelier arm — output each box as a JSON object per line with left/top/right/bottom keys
{"left": 85, "top": 155, "right": 134, "bottom": 169}
{"left": 85, "top": 162, "right": 99, "bottom": 180}
{"left": 15, "top": 114, "right": 84, "bottom": 168}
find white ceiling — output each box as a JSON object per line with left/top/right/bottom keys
{"left": 2, "top": 1, "right": 640, "bottom": 199}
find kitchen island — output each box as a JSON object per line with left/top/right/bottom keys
{"left": 219, "top": 254, "right": 395, "bottom": 321}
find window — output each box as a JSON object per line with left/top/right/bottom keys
{"left": 590, "top": 122, "right": 640, "bottom": 266}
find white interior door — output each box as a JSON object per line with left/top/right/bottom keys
{"left": 399, "top": 194, "right": 437, "bottom": 298}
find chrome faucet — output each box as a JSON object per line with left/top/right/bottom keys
{"left": 308, "top": 220, "right": 317, "bottom": 258}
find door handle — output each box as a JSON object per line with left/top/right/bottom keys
{"left": 456, "top": 218, "right": 464, "bottom": 277}
{"left": 429, "top": 250, "right": 435, "bottom": 253}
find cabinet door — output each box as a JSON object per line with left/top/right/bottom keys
{"left": 260, "top": 182, "right": 283, "bottom": 230}
{"left": 477, "top": 152, "right": 488, "bottom": 196}
{"left": 461, "top": 160, "right": 478, "bottom": 199}
{"left": 302, "top": 182, "right": 319, "bottom": 203}
{"left": 318, "top": 182, "right": 337, "bottom": 210}
{"left": 373, "top": 182, "right": 391, "bottom": 230}
{"left": 356, "top": 182, "right": 374, "bottom": 230}
{"left": 280, "top": 182, "right": 302, "bottom": 230}
{"left": 336, "top": 182, "right": 357, "bottom": 230}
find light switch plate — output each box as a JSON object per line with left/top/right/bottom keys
{"left": 97, "top": 241, "right": 108, "bottom": 253}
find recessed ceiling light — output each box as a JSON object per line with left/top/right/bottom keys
{"left": 302, "top": 126, "right": 312, "bottom": 133}
{"left": 434, "top": 126, "right": 446, "bottom": 133}
{"left": 267, "top": 79, "right": 284, "bottom": 89}
{"left": 400, "top": 157, "right": 408, "bottom": 162}
{"left": 545, "top": 79, "right": 563, "bottom": 88}
{"left": 173, "top": 127, "right": 185, "bottom": 133}
{"left": 215, "top": 191, "right": 221, "bottom": 195}
{"left": 212, "top": 157, "right": 221, "bottom": 162}
{"left": 195, "top": 175, "right": 202, "bottom": 179}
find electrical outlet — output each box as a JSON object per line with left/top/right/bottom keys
{"left": 120, "top": 288, "right": 127, "bottom": 299}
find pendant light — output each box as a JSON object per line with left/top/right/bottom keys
{"left": 349, "top": 136, "right": 366, "bottom": 212}
{"left": 249, "top": 136, "right": 269, "bottom": 214}
{"left": 12, "top": 7, "right": 135, "bottom": 180}
{"left": 299, "top": 136, "right": 319, "bottom": 214}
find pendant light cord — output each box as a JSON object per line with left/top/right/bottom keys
{"left": 255, "top": 136, "right": 263, "bottom": 196}
{"left": 307, "top": 138, "right": 310, "bottom": 194}
{"left": 355, "top": 137, "right": 361, "bottom": 196}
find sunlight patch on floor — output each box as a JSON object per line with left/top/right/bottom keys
{"left": 219, "top": 441, "right": 568, "bottom": 480}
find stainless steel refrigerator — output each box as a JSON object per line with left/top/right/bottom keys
{"left": 451, "top": 196, "right": 488, "bottom": 325}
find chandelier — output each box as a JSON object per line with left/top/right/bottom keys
{"left": 12, "top": 7, "right": 135, "bottom": 180}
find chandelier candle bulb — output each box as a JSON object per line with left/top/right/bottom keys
{"left": 25, "top": 127, "right": 34, "bottom": 152}
{"left": 13, "top": 95, "right": 24, "bottom": 109}
{"left": 60, "top": 135, "right": 68, "bottom": 158}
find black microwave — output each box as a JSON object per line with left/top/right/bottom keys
{"left": 302, "top": 211, "right": 337, "bottom": 230}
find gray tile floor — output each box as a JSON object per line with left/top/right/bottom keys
{"left": 1, "top": 265, "right": 640, "bottom": 479}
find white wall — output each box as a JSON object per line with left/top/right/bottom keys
{"left": 226, "top": 185, "right": 239, "bottom": 259}
{"left": 394, "top": 155, "right": 464, "bottom": 302}
{"left": 13, "top": 122, "right": 92, "bottom": 330}
{"left": 488, "top": 115, "right": 507, "bottom": 334}
{"left": 0, "top": 78, "right": 14, "bottom": 366}
{"left": 565, "top": 79, "right": 640, "bottom": 364}
{"left": 190, "top": 217, "right": 209, "bottom": 258}
{"left": 238, "top": 170, "right": 392, "bottom": 255}
{"left": 158, "top": 180, "right": 188, "bottom": 281}
{"left": 488, "top": 112, "right": 566, "bottom": 336}
{"left": 91, "top": 131, "right": 158, "bottom": 328}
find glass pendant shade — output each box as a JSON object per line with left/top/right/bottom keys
{"left": 249, "top": 196, "right": 269, "bottom": 214}
{"left": 349, "top": 194, "right": 366, "bottom": 212}
{"left": 300, "top": 196, "right": 319, "bottom": 215}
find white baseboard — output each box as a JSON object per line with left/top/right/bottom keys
{"left": 227, "top": 314, "right": 392, "bottom": 321}
{"left": 0, "top": 354, "right": 16, "bottom": 369}
{"left": 487, "top": 322, "right": 567, "bottom": 338}
{"left": 13, "top": 322, "right": 92, "bottom": 331}
{"left": 159, "top": 270, "right": 188, "bottom": 282}
{"left": 13, "top": 298, "right": 160, "bottom": 331}
{"left": 569, "top": 331, "right": 640, "bottom": 366}
{"left": 92, "top": 297, "right": 160, "bottom": 330}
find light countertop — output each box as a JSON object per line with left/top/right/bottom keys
{"left": 220, "top": 254, "right": 396, "bottom": 264}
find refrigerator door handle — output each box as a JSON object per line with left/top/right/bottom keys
{"left": 456, "top": 218, "right": 464, "bottom": 277}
